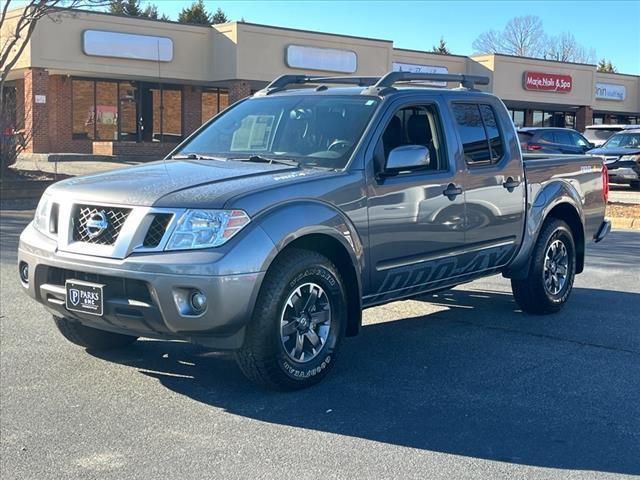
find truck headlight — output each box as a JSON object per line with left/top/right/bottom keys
{"left": 166, "top": 209, "right": 250, "bottom": 250}
{"left": 619, "top": 154, "right": 640, "bottom": 163}
{"left": 33, "top": 192, "right": 53, "bottom": 237}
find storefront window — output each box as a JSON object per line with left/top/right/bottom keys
{"left": 533, "top": 110, "right": 544, "bottom": 127}
{"left": 507, "top": 109, "right": 525, "bottom": 128}
{"left": 202, "top": 88, "right": 230, "bottom": 123}
{"left": 119, "top": 82, "right": 137, "bottom": 142}
{"left": 95, "top": 81, "right": 118, "bottom": 141}
{"left": 72, "top": 80, "right": 95, "bottom": 139}
{"left": 71, "top": 78, "right": 182, "bottom": 142}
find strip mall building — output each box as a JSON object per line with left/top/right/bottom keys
{"left": 3, "top": 7, "right": 640, "bottom": 158}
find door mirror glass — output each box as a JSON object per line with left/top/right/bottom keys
{"left": 386, "top": 145, "right": 430, "bottom": 171}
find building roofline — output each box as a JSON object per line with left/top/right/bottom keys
{"left": 392, "top": 47, "right": 468, "bottom": 59}
{"left": 231, "top": 21, "right": 393, "bottom": 43}
{"left": 472, "top": 52, "right": 596, "bottom": 68}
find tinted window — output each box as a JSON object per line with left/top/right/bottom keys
{"left": 554, "top": 130, "right": 573, "bottom": 145}
{"left": 603, "top": 132, "right": 640, "bottom": 148}
{"left": 479, "top": 105, "right": 504, "bottom": 161}
{"left": 540, "top": 132, "right": 554, "bottom": 143}
{"left": 571, "top": 132, "right": 590, "bottom": 147}
{"left": 453, "top": 103, "right": 504, "bottom": 164}
{"left": 517, "top": 132, "right": 533, "bottom": 143}
{"left": 453, "top": 104, "right": 491, "bottom": 163}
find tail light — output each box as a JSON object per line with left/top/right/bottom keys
{"left": 526, "top": 144, "right": 542, "bottom": 151}
{"left": 602, "top": 163, "right": 609, "bottom": 204}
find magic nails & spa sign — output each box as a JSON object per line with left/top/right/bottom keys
{"left": 523, "top": 71, "right": 572, "bottom": 93}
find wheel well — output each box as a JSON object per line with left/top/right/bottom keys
{"left": 546, "top": 203, "right": 585, "bottom": 273}
{"left": 277, "top": 234, "right": 362, "bottom": 337}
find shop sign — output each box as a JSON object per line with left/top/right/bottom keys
{"left": 523, "top": 71, "right": 572, "bottom": 93}
{"left": 392, "top": 62, "right": 448, "bottom": 86}
{"left": 595, "top": 82, "right": 626, "bottom": 101}
{"left": 83, "top": 30, "right": 173, "bottom": 62}
{"left": 285, "top": 45, "right": 357, "bottom": 73}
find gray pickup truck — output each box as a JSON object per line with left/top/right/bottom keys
{"left": 18, "top": 72, "right": 611, "bottom": 390}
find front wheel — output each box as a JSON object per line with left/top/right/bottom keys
{"left": 235, "top": 249, "right": 347, "bottom": 390}
{"left": 54, "top": 317, "right": 138, "bottom": 350}
{"left": 511, "top": 219, "right": 576, "bottom": 315}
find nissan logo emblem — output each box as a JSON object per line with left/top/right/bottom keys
{"left": 85, "top": 210, "right": 109, "bottom": 238}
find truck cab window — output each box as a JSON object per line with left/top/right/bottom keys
{"left": 453, "top": 103, "right": 504, "bottom": 165}
{"left": 379, "top": 104, "right": 445, "bottom": 172}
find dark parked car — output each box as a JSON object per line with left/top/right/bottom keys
{"left": 587, "top": 129, "right": 640, "bottom": 189}
{"left": 518, "top": 127, "right": 594, "bottom": 154}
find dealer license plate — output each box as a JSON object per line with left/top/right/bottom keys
{"left": 65, "top": 280, "right": 104, "bottom": 316}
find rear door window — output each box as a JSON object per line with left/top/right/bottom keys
{"left": 453, "top": 103, "right": 504, "bottom": 165}
{"left": 554, "top": 130, "right": 573, "bottom": 145}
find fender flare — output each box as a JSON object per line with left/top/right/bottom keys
{"left": 504, "top": 180, "right": 585, "bottom": 279}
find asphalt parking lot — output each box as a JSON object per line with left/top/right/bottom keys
{"left": 1, "top": 204, "right": 639, "bottom": 479}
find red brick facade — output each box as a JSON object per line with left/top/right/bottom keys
{"left": 228, "top": 80, "right": 252, "bottom": 104}
{"left": 576, "top": 106, "right": 594, "bottom": 133}
{"left": 24, "top": 68, "right": 49, "bottom": 152}
{"left": 183, "top": 85, "right": 203, "bottom": 137}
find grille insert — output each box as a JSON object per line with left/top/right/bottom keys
{"left": 143, "top": 214, "right": 173, "bottom": 248}
{"left": 72, "top": 205, "right": 131, "bottom": 245}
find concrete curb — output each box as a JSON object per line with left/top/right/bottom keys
{"left": 610, "top": 217, "right": 640, "bottom": 230}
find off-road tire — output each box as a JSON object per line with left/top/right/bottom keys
{"left": 511, "top": 219, "right": 576, "bottom": 315}
{"left": 54, "top": 316, "right": 138, "bottom": 350}
{"left": 235, "top": 249, "right": 347, "bottom": 390}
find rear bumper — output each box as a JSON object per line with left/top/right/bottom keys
{"left": 18, "top": 223, "right": 269, "bottom": 349}
{"left": 594, "top": 219, "right": 611, "bottom": 243}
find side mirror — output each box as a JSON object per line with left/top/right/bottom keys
{"left": 385, "top": 145, "right": 430, "bottom": 171}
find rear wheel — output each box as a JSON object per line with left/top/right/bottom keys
{"left": 54, "top": 316, "right": 138, "bottom": 350}
{"left": 235, "top": 249, "right": 347, "bottom": 390}
{"left": 511, "top": 219, "right": 576, "bottom": 315}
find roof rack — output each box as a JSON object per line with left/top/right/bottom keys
{"left": 255, "top": 74, "right": 379, "bottom": 96}
{"left": 361, "top": 72, "right": 490, "bottom": 95}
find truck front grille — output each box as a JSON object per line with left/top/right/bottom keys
{"left": 143, "top": 213, "right": 173, "bottom": 248}
{"left": 72, "top": 205, "right": 131, "bottom": 245}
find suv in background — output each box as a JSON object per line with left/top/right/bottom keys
{"left": 518, "top": 127, "right": 594, "bottom": 154}
{"left": 583, "top": 124, "right": 638, "bottom": 147}
{"left": 587, "top": 129, "right": 640, "bottom": 189}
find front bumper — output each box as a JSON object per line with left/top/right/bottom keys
{"left": 18, "top": 223, "right": 271, "bottom": 349}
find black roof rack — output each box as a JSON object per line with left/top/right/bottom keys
{"left": 253, "top": 71, "right": 491, "bottom": 97}
{"left": 361, "top": 72, "right": 490, "bottom": 95}
{"left": 255, "top": 74, "right": 379, "bottom": 96}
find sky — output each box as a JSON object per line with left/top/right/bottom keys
{"left": 149, "top": 0, "right": 640, "bottom": 75}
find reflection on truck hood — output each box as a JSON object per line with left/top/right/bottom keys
{"left": 47, "top": 159, "right": 325, "bottom": 208}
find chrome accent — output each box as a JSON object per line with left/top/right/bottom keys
{"left": 280, "top": 282, "right": 331, "bottom": 363}
{"left": 543, "top": 239, "right": 569, "bottom": 295}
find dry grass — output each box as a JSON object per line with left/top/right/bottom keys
{"left": 607, "top": 202, "right": 640, "bottom": 219}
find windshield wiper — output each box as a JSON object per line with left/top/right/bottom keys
{"left": 171, "top": 153, "right": 223, "bottom": 160}
{"left": 234, "top": 155, "right": 299, "bottom": 167}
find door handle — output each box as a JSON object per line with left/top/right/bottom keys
{"left": 502, "top": 177, "right": 520, "bottom": 192}
{"left": 443, "top": 183, "right": 463, "bottom": 199}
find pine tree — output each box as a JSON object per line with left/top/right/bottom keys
{"left": 142, "top": 3, "right": 159, "bottom": 19}
{"left": 178, "top": 0, "right": 212, "bottom": 25}
{"left": 431, "top": 37, "right": 451, "bottom": 55}
{"left": 123, "top": 0, "right": 142, "bottom": 16}
{"left": 597, "top": 58, "right": 617, "bottom": 73}
{"left": 109, "top": 0, "right": 126, "bottom": 14}
{"left": 211, "top": 7, "right": 228, "bottom": 24}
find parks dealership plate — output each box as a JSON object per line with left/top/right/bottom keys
{"left": 65, "top": 280, "right": 104, "bottom": 316}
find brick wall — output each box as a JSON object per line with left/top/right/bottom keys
{"left": 183, "top": 86, "right": 202, "bottom": 136}
{"left": 576, "top": 106, "right": 593, "bottom": 132}
{"left": 23, "top": 68, "right": 49, "bottom": 152}
{"left": 228, "top": 80, "right": 251, "bottom": 104}
{"left": 93, "top": 141, "right": 177, "bottom": 157}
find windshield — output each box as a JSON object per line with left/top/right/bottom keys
{"left": 602, "top": 132, "right": 640, "bottom": 149}
{"left": 177, "top": 95, "right": 380, "bottom": 169}
{"left": 584, "top": 128, "right": 619, "bottom": 141}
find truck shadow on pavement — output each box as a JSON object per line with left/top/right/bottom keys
{"left": 90, "top": 285, "right": 640, "bottom": 475}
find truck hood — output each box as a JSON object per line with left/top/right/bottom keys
{"left": 48, "top": 159, "right": 309, "bottom": 207}
{"left": 587, "top": 147, "right": 640, "bottom": 158}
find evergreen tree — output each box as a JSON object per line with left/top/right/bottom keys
{"left": 211, "top": 7, "right": 228, "bottom": 24}
{"left": 178, "top": 0, "right": 212, "bottom": 25}
{"left": 142, "top": 3, "right": 159, "bottom": 19}
{"left": 123, "top": 0, "right": 142, "bottom": 16}
{"left": 431, "top": 37, "right": 451, "bottom": 55}
{"left": 597, "top": 58, "right": 617, "bottom": 73}
{"left": 109, "top": 0, "right": 126, "bottom": 14}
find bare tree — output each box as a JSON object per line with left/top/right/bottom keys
{"left": 544, "top": 32, "right": 595, "bottom": 64}
{"left": 0, "top": 0, "right": 107, "bottom": 172}
{"left": 473, "top": 15, "right": 546, "bottom": 57}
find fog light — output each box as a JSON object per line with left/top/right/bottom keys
{"left": 190, "top": 291, "right": 207, "bottom": 313}
{"left": 19, "top": 262, "right": 29, "bottom": 284}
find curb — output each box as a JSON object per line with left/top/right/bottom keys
{"left": 610, "top": 217, "right": 640, "bottom": 230}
